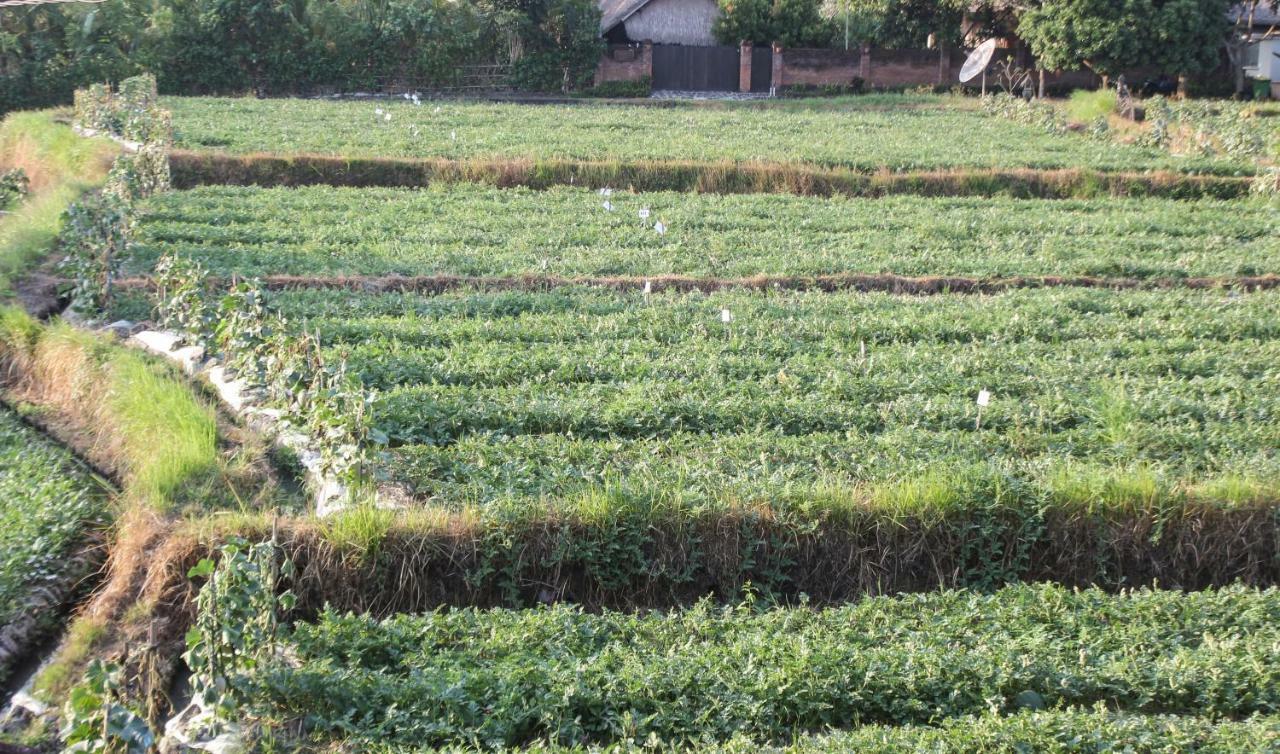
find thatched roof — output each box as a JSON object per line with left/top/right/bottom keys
{"left": 600, "top": 0, "right": 653, "bottom": 32}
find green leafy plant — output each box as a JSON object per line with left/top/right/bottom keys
{"left": 0, "top": 167, "right": 29, "bottom": 209}
{"left": 104, "top": 144, "right": 171, "bottom": 204}
{"left": 183, "top": 538, "right": 295, "bottom": 720}
{"left": 57, "top": 191, "right": 131, "bottom": 315}
{"left": 153, "top": 252, "right": 213, "bottom": 345}
{"left": 60, "top": 660, "right": 155, "bottom": 754}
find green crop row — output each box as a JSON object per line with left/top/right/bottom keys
{"left": 251, "top": 286, "right": 1280, "bottom": 511}
{"left": 370, "top": 710, "right": 1280, "bottom": 752}
{"left": 126, "top": 185, "right": 1280, "bottom": 281}
{"left": 0, "top": 406, "right": 109, "bottom": 684}
{"left": 246, "top": 584, "right": 1280, "bottom": 748}
{"left": 164, "top": 97, "right": 1250, "bottom": 174}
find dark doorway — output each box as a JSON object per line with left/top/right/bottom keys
{"left": 652, "top": 44, "right": 740, "bottom": 91}
{"left": 750, "top": 46, "right": 773, "bottom": 92}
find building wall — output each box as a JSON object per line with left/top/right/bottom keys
{"left": 595, "top": 42, "right": 653, "bottom": 85}
{"left": 622, "top": 0, "right": 721, "bottom": 46}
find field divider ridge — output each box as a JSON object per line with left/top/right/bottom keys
{"left": 169, "top": 151, "right": 1253, "bottom": 200}
{"left": 108, "top": 271, "right": 1280, "bottom": 296}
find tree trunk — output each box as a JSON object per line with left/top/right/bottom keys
{"left": 1038, "top": 68, "right": 1045, "bottom": 99}
{"left": 1176, "top": 73, "right": 1187, "bottom": 99}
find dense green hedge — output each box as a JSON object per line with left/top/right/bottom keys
{"left": 0, "top": 0, "right": 602, "bottom": 112}
{"left": 249, "top": 584, "right": 1280, "bottom": 748}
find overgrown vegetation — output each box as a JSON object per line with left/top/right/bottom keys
{"left": 0, "top": 309, "right": 219, "bottom": 511}
{"left": 0, "top": 111, "right": 115, "bottom": 296}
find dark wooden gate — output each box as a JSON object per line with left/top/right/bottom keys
{"left": 750, "top": 46, "right": 773, "bottom": 92}
{"left": 652, "top": 45, "right": 740, "bottom": 91}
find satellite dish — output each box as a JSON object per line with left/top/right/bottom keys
{"left": 959, "top": 38, "right": 997, "bottom": 83}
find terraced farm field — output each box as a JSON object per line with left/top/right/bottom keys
{"left": 9, "top": 90, "right": 1280, "bottom": 752}
{"left": 254, "top": 286, "right": 1280, "bottom": 513}
{"left": 128, "top": 186, "right": 1280, "bottom": 281}
{"left": 0, "top": 407, "right": 108, "bottom": 684}
{"left": 253, "top": 584, "right": 1280, "bottom": 748}
{"left": 166, "top": 96, "right": 1255, "bottom": 174}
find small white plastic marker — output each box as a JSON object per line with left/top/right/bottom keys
{"left": 450, "top": 130, "right": 457, "bottom": 141}
{"left": 639, "top": 207, "right": 651, "bottom": 220}
{"left": 384, "top": 112, "right": 392, "bottom": 122}
{"left": 654, "top": 220, "right": 667, "bottom": 235}
{"left": 721, "top": 308, "right": 733, "bottom": 324}
{"left": 603, "top": 200, "right": 614, "bottom": 211}
{"left": 859, "top": 339, "right": 866, "bottom": 360}
{"left": 643, "top": 279, "right": 652, "bottom": 295}
{"left": 599, "top": 187, "right": 613, "bottom": 197}
{"left": 375, "top": 107, "right": 384, "bottom": 116}
{"left": 975, "top": 389, "right": 991, "bottom": 429}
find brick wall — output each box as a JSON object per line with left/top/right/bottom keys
{"left": 778, "top": 48, "right": 860, "bottom": 88}
{"left": 595, "top": 43, "right": 653, "bottom": 86}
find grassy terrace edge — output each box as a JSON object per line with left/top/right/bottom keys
{"left": 170, "top": 151, "right": 1253, "bottom": 200}
{"left": 153, "top": 495, "right": 1280, "bottom": 615}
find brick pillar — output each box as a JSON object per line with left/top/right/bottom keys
{"left": 739, "top": 41, "right": 752, "bottom": 93}
{"left": 642, "top": 40, "right": 653, "bottom": 81}
{"left": 860, "top": 44, "right": 871, "bottom": 83}
{"left": 771, "top": 42, "right": 783, "bottom": 92}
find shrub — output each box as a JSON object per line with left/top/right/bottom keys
{"left": 1066, "top": 88, "right": 1118, "bottom": 123}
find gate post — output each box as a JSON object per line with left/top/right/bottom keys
{"left": 771, "top": 42, "right": 784, "bottom": 93}
{"left": 739, "top": 41, "right": 752, "bottom": 93}
{"left": 642, "top": 40, "right": 653, "bottom": 82}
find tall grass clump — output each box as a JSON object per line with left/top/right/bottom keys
{"left": 107, "top": 350, "right": 217, "bottom": 506}
{"left": 0, "top": 308, "right": 219, "bottom": 511}
{"left": 0, "top": 111, "right": 115, "bottom": 293}
{"left": 1065, "top": 89, "right": 1119, "bottom": 125}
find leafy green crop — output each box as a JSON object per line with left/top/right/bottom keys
{"left": 0, "top": 407, "right": 109, "bottom": 683}
{"left": 126, "top": 185, "right": 1280, "bottom": 281}
{"left": 253, "top": 286, "right": 1280, "bottom": 513}
{"left": 248, "top": 584, "right": 1280, "bottom": 748}
{"left": 367, "top": 709, "right": 1280, "bottom": 752}
{"left": 164, "top": 96, "right": 1250, "bottom": 174}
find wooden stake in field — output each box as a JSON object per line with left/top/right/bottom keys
{"left": 721, "top": 308, "right": 733, "bottom": 341}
